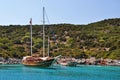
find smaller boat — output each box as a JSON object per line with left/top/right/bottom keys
{"left": 67, "top": 62, "right": 77, "bottom": 66}
{"left": 58, "top": 61, "right": 77, "bottom": 66}
{"left": 57, "top": 57, "right": 77, "bottom": 66}
{"left": 0, "top": 62, "right": 4, "bottom": 64}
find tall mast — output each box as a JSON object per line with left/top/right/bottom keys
{"left": 43, "top": 7, "right": 45, "bottom": 57}
{"left": 48, "top": 36, "right": 50, "bottom": 57}
{"left": 30, "top": 18, "right": 32, "bottom": 56}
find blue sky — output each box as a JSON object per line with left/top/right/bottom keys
{"left": 0, "top": 0, "right": 120, "bottom": 25}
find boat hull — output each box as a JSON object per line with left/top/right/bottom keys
{"left": 23, "top": 58, "right": 55, "bottom": 67}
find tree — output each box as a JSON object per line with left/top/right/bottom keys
{"left": 66, "top": 38, "right": 74, "bottom": 48}
{"left": 21, "top": 36, "right": 30, "bottom": 44}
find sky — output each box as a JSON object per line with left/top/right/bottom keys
{"left": 0, "top": 0, "right": 120, "bottom": 25}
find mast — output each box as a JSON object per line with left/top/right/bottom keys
{"left": 30, "top": 18, "right": 32, "bottom": 56}
{"left": 48, "top": 36, "right": 50, "bottom": 57}
{"left": 43, "top": 7, "right": 45, "bottom": 57}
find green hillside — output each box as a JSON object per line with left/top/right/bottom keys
{"left": 0, "top": 18, "right": 120, "bottom": 60}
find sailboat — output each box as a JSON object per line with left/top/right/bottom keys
{"left": 22, "top": 7, "right": 60, "bottom": 67}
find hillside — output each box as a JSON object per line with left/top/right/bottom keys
{"left": 0, "top": 18, "right": 120, "bottom": 60}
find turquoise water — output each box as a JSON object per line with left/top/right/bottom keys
{"left": 0, "top": 64, "right": 120, "bottom": 80}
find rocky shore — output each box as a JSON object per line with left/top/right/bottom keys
{"left": 58, "top": 57, "right": 120, "bottom": 66}
{"left": 0, "top": 57, "right": 21, "bottom": 64}
{"left": 76, "top": 57, "right": 120, "bottom": 66}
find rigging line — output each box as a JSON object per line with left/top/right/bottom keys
{"left": 44, "top": 9, "right": 57, "bottom": 44}
{"left": 44, "top": 9, "right": 50, "bottom": 24}
{"left": 44, "top": 8, "right": 51, "bottom": 36}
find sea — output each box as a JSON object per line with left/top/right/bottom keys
{"left": 0, "top": 64, "right": 120, "bottom": 80}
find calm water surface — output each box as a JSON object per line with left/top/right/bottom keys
{"left": 0, "top": 64, "right": 120, "bottom": 80}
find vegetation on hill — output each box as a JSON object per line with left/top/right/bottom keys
{"left": 0, "top": 18, "right": 120, "bottom": 60}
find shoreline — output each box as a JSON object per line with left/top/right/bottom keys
{"left": 0, "top": 57, "right": 120, "bottom": 66}
{"left": 0, "top": 57, "right": 21, "bottom": 64}
{"left": 57, "top": 57, "right": 120, "bottom": 66}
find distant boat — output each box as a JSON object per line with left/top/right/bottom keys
{"left": 0, "top": 62, "right": 4, "bottom": 64}
{"left": 57, "top": 57, "right": 77, "bottom": 67}
{"left": 22, "top": 7, "right": 60, "bottom": 67}
{"left": 58, "top": 61, "right": 77, "bottom": 67}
